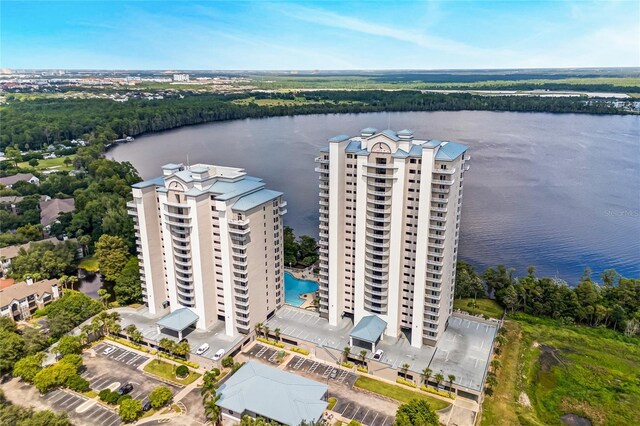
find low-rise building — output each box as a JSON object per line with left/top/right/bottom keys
{"left": 39, "top": 197, "right": 75, "bottom": 227}
{"left": 217, "top": 360, "right": 328, "bottom": 425}
{"left": 0, "top": 278, "right": 61, "bottom": 321}
{"left": 0, "top": 173, "right": 40, "bottom": 188}
{"left": 0, "top": 237, "right": 70, "bottom": 276}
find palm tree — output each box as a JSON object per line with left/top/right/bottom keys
{"left": 359, "top": 349, "right": 367, "bottom": 364}
{"left": 174, "top": 341, "right": 191, "bottom": 358}
{"left": 254, "top": 322, "right": 263, "bottom": 337}
{"left": 130, "top": 329, "right": 144, "bottom": 344}
{"left": 421, "top": 367, "right": 432, "bottom": 387}
{"left": 125, "top": 324, "right": 138, "bottom": 341}
{"left": 342, "top": 346, "right": 351, "bottom": 362}
{"left": 203, "top": 389, "right": 222, "bottom": 426}
{"left": 274, "top": 328, "right": 281, "bottom": 342}
{"left": 263, "top": 325, "right": 270, "bottom": 340}
{"left": 201, "top": 370, "right": 219, "bottom": 401}
{"left": 434, "top": 372, "right": 444, "bottom": 390}
{"left": 400, "top": 363, "right": 410, "bottom": 379}
{"left": 97, "top": 289, "right": 110, "bottom": 308}
{"left": 159, "top": 338, "right": 174, "bottom": 357}
{"left": 447, "top": 374, "right": 456, "bottom": 397}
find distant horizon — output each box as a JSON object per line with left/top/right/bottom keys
{"left": 2, "top": 1, "right": 638, "bottom": 70}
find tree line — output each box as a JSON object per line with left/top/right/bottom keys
{"left": 1, "top": 90, "right": 631, "bottom": 151}
{"left": 455, "top": 261, "right": 640, "bottom": 336}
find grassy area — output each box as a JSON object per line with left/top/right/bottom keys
{"left": 328, "top": 397, "right": 337, "bottom": 410}
{"left": 18, "top": 154, "right": 76, "bottom": 172}
{"left": 481, "top": 314, "right": 640, "bottom": 426}
{"left": 143, "top": 360, "right": 201, "bottom": 385}
{"left": 354, "top": 376, "right": 450, "bottom": 411}
{"left": 454, "top": 298, "right": 504, "bottom": 319}
{"left": 82, "top": 390, "right": 98, "bottom": 398}
{"left": 78, "top": 255, "right": 99, "bottom": 272}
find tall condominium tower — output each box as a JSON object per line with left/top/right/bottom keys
{"left": 128, "top": 163, "right": 287, "bottom": 338}
{"left": 316, "top": 129, "right": 470, "bottom": 348}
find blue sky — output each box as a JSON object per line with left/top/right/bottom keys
{"left": 1, "top": 1, "right": 638, "bottom": 70}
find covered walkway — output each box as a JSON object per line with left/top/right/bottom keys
{"left": 156, "top": 308, "right": 199, "bottom": 341}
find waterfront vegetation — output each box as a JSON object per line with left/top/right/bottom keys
{"left": 1, "top": 90, "right": 632, "bottom": 151}
{"left": 482, "top": 314, "right": 640, "bottom": 426}
{"left": 353, "top": 376, "right": 450, "bottom": 410}
{"left": 453, "top": 298, "right": 504, "bottom": 319}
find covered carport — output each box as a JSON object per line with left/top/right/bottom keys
{"left": 156, "top": 307, "right": 199, "bottom": 341}
{"left": 349, "top": 315, "right": 387, "bottom": 352}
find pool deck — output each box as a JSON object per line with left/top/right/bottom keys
{"left": 285, "top": 267, "right": 320, "bottom": 310}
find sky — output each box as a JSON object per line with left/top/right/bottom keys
{"left": 1, "top": 0, "right": 639, "bottom": 70}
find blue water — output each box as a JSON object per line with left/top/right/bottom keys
{"left": 284, "top": 272, "right": 319, "bottom": 307}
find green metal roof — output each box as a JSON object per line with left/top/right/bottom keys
{"left": 156, "top": 308, "right": 199, "bottom": 332}
{"left": 217, "top": 360, "right": 327, "bottom": 425}
{"left": 350, "top": 315, "right": 387, "bottom": 343}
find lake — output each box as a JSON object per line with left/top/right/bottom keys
{"left": 108, "top": 111, "right": 640, "bottom": 284}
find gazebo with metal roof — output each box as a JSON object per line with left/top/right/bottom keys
{"left": 349, "top": 315, "right": 387, "bottom": 352}
{"left": 155, "top": 308, "right": 199, "bottom": 341}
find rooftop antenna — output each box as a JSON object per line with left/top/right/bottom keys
{"left": 387, "top": 112, "right": 391, "bottom": 130}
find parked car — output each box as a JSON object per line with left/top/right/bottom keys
{"left": 196, "top": 343, "right": 210, "bottom": 355}
{"left": 142, "top": 401, "right": 152, "bottom": 412}
{"left": 330, "top": 368, "right": 338, "bottom": 379}
{"left": 212, "top": 348, "right": 225, "bottom": 361}
{"left": 373, "top": 349, "right": 384, "bottom": 360}
{"left": 117, "top": 383, "right": 133, "bottom": 396}
{"left": 103, "top": 346, "right": 116, "bottom": 356}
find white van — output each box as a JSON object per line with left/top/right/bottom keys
{"left": 196, "top": 343, "right": 210, "bottom": 355}
{"left": 213, "top": 349, "right": 226, "bottom": 361}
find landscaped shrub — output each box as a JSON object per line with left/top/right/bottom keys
{"left": 117, "top": 394, "right": 132, "bottom": 405}
{"left": 341, "top": 361, "right": 354, "bottom": 368}
{"left": 157, "top": 352, "right": 199, "bottom": 369}
{"left": 396, "top": 378, "right": 417, "bottom": 388}
{"left": 65, "top": 375, "right": 90, "bottom": 392}
{"left": 148, "top": 386, "right": 173, "bottom": 408}
{"left": 99, "top": 389, "right": 111, "bottom": 401}
{"left": 290, "top": 346, "right": 310, "bottom": 355}
{"left": 175, "top": 365, "right": 189, "bottom": 378}
{"left": 357, "top": 365, "right": 368, "bottom": 373}
{"left": 256, "top": 337, "right": 285, "bottom": 348}
{"left": 420, "top": 385, "right": 454, "bottom": 399}
{"left": 328, "top": 397, "right": 337, "bottom": 410}
{"left": 99, "top": 389, "right": 120, "bottom": 405}
{"left": 221, "top": 356, "right": 234, "bottom": 369}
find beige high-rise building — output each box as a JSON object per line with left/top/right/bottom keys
{"left": 128, "top": 163, "right": 286, "bottom": 338}
{"left": 316, "top": 128, "right": 470, "bottom": 348}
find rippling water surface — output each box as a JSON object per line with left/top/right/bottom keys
{"left": 108, "top": 111, "right": 640, "bottom": 283}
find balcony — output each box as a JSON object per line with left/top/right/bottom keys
{"left": 367, "top": 188, "right": 391, "bottom": 197}
{"left": 171, "top": 233, "right": 190, "bottom": 243}
{"left": 234, "top": 281, "right": 248, "bottom": 291}
{"left": 229, "top": 226, "right": 250, "bottom": 235}
{"left": 365, "top": 253, "right": 388, "bottom": 263}
{"left": 235, "top": 304, "right": 250, "bottom": 314}
{"left": 228, "top": 217, "right": 250, "bottom": 227}
{"left": 319, "top": 247, "right": 329, "bottom": 255}
{"left": 314, "top": 156, "right": 329, "bottom": 164}
{"left": 365, "top": 262, "right": 388, "bottom": 272}
{"left": 164, "top": 209, "right": 190, "bottom": 220}
{"left": 435, "top": 178, "right": 455, "bottom": 186}
{"left": 427, "top": 259, "right": 443, "bottom": 267}
{"left": 319, "top": 199, "right": 329, "bottom": 206}
{"left": 432, "top": 187, "right": 450, "bottom": 194}
{"left": 364, "top": 285, "right": 388, "bottom": 297}
{"left": 365, "top": 222, "right": 391, "bottom": 232}
{"left": 315, "top": 167, "right": 329, "bottom": 174}
{"left": 431, "top": 207, "right": 448, "bottom": 214}
{"left": 319, "top": 269, "right": 329, "bottom": 277}
{"left": 319, "top": 182, "right": 329, "bottom": 190}
{"left": 429, "top": 241, "right": 445, "bottom": 249}
{"left": 366, "top": 231, "right": 389, "bottom": 239}
{"left": 433, "top": 167, "right": 456, "bottom": 175}
{"left": 430, "top": 224, "right": 446, "bottom": 231}
{"left": 367, "top": 180, "right": 394, "bottom": 188}
{"left": 319, "top": 223, "right": 329, "bottom": 231}
{"left": 365, "top": 246, "right": 388, "bottom": 256}
{"left": 362, "top": 171, "right": 396, "bottom": 180}
{"left": 232, "top": 258, "right": 248, "bottom": 268}
{"left": 176, "top": 287, "right": 194, "bottom": 298}
{"left": 364, "top": 293, "right": 388, "bottom": 305}
{"left": 164, "top": 217, "right": 192, "bottom": 228}
{"left": 363, "top": 163, "right": 397, "bottom": 170}
{"left": 367, "top": 197, "right": 392, "bottom": 206}
{"left": 364, "top": 270, "right": 388, "bottom": 281}
{"left": 174, "top": 258, "right": 191, "bottom": 267}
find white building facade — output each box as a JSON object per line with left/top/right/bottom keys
{"left": 316, "top": 129, "right": 470, "bottom": 348}
{"left": 128, "top": 163, "right": 286, "bottom": 338}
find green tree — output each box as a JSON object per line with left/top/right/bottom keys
{"left": 5, "top": 147, "right": 22, "bottom": 165}
{"left": 95, "top": 234, "right": 129, "bottom": 281}
{"left": 447, "top": 374, "right": 456, "bottom": 396}
{"left": 0, "top": 329, "right": 25, "bottom": 373}
{"left": 16, "top": 224, "right": 42, "bottom": 241}
{"left": 394, "top": 399, "right": 439, "bottom": 426}
{"left": 400, "top": 363, "right": 410, "bottom": 378}
{"left": 148, "top": 386, "right": 173, "bottom": 409}
{"left": 118, "top": 398, "right": 142, "bottom": 423}
{"left": 221, "top": 356, "right": 234, "bottom": 369}
{"left": 114, "top": 257, "right": 142, "bottom": 305}
{"left": 203, "top": 387, "right": 222, "bottom": 425}
{"left": 343, "top": 346, "right": 351, "bottom": 362}
{"left": 66, "top": 374, "right": 90, "bottom": 392}
{"left": 53, "top": 335, "right": 82, "bottom": 357}
{"left": 454, "top": 260, "right": 486, "bottom": 299}
{"left": 434, "top": 372, "right": 444, "bottom": 389}
{"left": 283, "top": 226, "right": 299, "bottom": 266}
{"left": 359, "top": 349, "right": 367, "bottom": 363}
{"left": 254, "top": 322, "right": 263, "bottom": 337}
{"left": 13, "top": 352, "right": 45, "bottom": 382}
{"left": 32, "top": 361, "right": 77, "bottom": 393}
{"left": 274, "top": 327, "right": 281, "bottom": 342}
{"left": 28, "top": 158, "right": 39, "bottom": 167}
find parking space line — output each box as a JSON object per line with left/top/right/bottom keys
{"left": 50, "top": 392, "right": 70, "bottom": 404}
{"left": 45, "top": 390, "right": 61, "bottom": 400}
{"left": 370, "top": 412, "right": 379, "bottom": 425}
{"left": 105, "top": 415, "right": 121, "bottom": 426}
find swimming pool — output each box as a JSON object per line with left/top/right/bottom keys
{"left": 284, "top": 272, "right": 319, "bottom": 307}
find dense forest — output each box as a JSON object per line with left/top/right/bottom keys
{"left": 455, "top": 261, "right": 640, "bottom": 336}
{"left": 1, "top": 90, "right": 629, "bottom": 151}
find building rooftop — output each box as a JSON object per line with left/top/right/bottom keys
{"left": 0, "top": 173, "right": 36, "bottom": 187}
{"left": 156, "top": 307, "right": 199, "bottom": 332}
{"left": 0, "top": 237, "right": 64, "bottom": 261}
{"left": 232, "top": 189, "right": 283, "bottom": 212}
{"left": 434, "top": 141, "right": 469, "bottom": 161}
{"left": 0, "top": 278, "right": 59, "bottom": 309}
{"left": 39, "top": 198, "right": 75, "bottom": 226}
{"left": 350, "top": 315, "right": 387, "bottom": 343}
{"left": 217, "top": 360, "right": 327, "bottom": 425}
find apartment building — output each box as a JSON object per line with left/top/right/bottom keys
{"left": 316, "top": 128, "right": 470, "bottom": 348}
{"left": 128, "top": 163, "right": 286, "bottom": 338}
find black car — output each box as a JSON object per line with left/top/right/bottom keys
{"left": 117, "top": 383, "right": 133, "bottom": 396}
{"left": 142, "top": 401, "right": 152, "bottom": 412}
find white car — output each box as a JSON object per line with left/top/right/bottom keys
{"left": 212, "top": 349, "right": 226, "bottom": 361}
{"left": 373, "top": 349, "right": 384, "bottom": 360}
{"left": 196, "top": 343, "right": 210, "bottom": 355}
{"left": 103, "top": 346, "right": 116, "bottom": 355}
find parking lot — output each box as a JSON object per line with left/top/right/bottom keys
{"left": 286, "top": 355, "right": 358, "bottom": 387}
{"left": 83, "top": 343, "right": 180, "bottom": 407}
{"left": 332, "top": 397, "right": 394, "bottom": 426}
{"left": 43, "top": 388, "right": 121, "bottom": 426}
{"left": 244, "top": 343, "right": 282, "bottom": 365}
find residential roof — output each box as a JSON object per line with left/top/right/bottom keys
{"left": 361, "top": 127, "right": 378, "bottom": 134}
{"left": 435, "top": 141, "right": 469, "bottom": 161}
{"left": 0, "top": 278, "right": 58, "bottom": 308}
{"left": 132, "top": 176, "right": 165, "bottom": 189}
{"left": 217, "top": 360, "right": 327, "bottom": 426}
{"left": 328, "top": 134, "right": 350, "bottom": 143}
{"left": 0, "top": 173, "right": 37, "bottom": 187}
{"left": 156, "top": 308, "right": 199, "bottom": 332}
{"left": 39, "top": 198, "right": 75, "bottom": 226}
{"left": 350, "top": 315, "right": 387, "bottom": 343}
{"left": 345, "top": 140, "right": 363, "bottom": 152}
{"left": 0, "top": 196, "right": 24, "bottom": 204}
{"left": 378, "top": 129, "right": 400, "bottom": 141}
{"left": 397, "top": 129, "right": 415, "bottom": 137}
{"left": 208, "top": 179, "right": 265, "bottom": 201}
{"left": 0, "top": 237, "right": 63, "bottom": 260}
{"left": 232, "top": 189, "right": 282, "bottom": 212}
